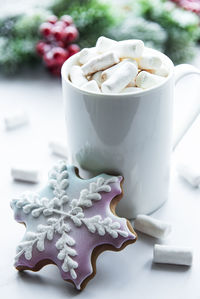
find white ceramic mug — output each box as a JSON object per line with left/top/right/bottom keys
{"left": 61, "top": 48, "right": 200, "bottom": 219}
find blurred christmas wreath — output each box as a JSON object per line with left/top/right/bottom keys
{"left": 0, "top": 0, "right": 199, "bottom": 75}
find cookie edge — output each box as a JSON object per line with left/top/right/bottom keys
{"left": 15, "top": 168, "right": 137, "bottom": 291}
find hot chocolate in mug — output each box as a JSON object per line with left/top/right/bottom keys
{"left": 61, "top": 47, "right": 200, "bottom": 219}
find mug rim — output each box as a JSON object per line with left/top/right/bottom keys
{"left": 61, "top": 46, "right": 174, "bottom": 98}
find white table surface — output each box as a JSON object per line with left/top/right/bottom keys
{"left": 0, "top": 65, "right": 200, "bottom": 299}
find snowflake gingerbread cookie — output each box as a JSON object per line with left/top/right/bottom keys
{"left": 11, "top": 161, "right": 137, "bottom": 290}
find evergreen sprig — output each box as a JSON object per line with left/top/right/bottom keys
{"left": 107, "top": 17, "right": 167, "bottom": 53}
{"left": 137, "top": 0, "right": 200, "bottom": 63}
{"left": 0, "top": 0, "right": 199, "bottom": 74}
{"left": 51, "top": 0, "right": 116, "bottom": 48}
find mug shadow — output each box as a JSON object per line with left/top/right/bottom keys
{"left": 17, "top": 270, "right": 80, "bottom": 296}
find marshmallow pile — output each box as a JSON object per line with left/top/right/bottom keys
{"left": 69, "top": 36, "right": 169, "bottom": 94}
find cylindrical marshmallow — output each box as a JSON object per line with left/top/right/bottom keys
{"left": 101, "top": 62, "right": 138, "bottom": 94}
{"left": 81, "top": 51, "right": 119, "bottom": 76}
{"left": 126, "top": 80, "right": 135, "bottom": 87}
{"left": 4, "top": 111, "right": 29, "bottom": 130}
{"left": 11, "top": 166, "right": 40, "bottom": 183}
{"left": 91, "top": 71, "right": 103, "bottom": 87}
{"left": 153, "top": 244, "right": 193, "bottom": 266}
{"left": 49, "top": 141, "right": 68, "bottom": 158}
{"left": 78, "top": 48, "right": 97, "bottom": 65}
{"left": 96, "top": 36, "right": 118, "bottom": 53}
{"left": 101, "top": 59, "right": 138, "bottom": 81}
{"left": 176, "top": 163, "right": 200, "bottom": 187}
{"left": 101, "top": 63, "right": 121, "bottom": 81}
{"left": 152, "top": 64, "right": 169, "bottom": 77}
{"left": 136, "top": 71, "right": 164, "bottom": 89}
{"left": 69, "top": 65, "right": 88, "bottom": 87}
{"left": 138, "top": 54, "right": 162, "bottom": 70}
{"left": 134, "top": 214, "right": 171, "bottom": 238}
{"left": 82, "top": 80, "right": 101, "bottom": 93}
{"left": 120, "top": 87, "right": 143, "bottom": 93}
{"left": 114, "top": 40, "right": 144, "bottom": 59}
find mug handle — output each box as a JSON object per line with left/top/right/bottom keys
{"left": 173, "top": 64, "right": 200, "bottom": 150}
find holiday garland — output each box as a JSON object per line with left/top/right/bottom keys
{"left": 0, "top": 0, "right": 199, "bottom": 75}
{"left": 135, "top": 0, "right": 200, "bottom": 63}
{"left": 171, "top": 0, "right": 200, "bottom": 15}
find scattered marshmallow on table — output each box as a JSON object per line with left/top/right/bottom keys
{"left": 113, "top": 40, "right": 144, "bottom": 59}
{"left": 153, "top": 244, "right": 193, "bottom": 266}
{"left": 136, "top": 71, "right": 164, "bottom": 89}
{"left": 69, "top": 65, "right": 88, "bottom": 87}
{"left": 134, "top": 214, "right": 171, "bottom": 239}
{"left": 49, "top": 141, "right": 68, "bottom": 158}
{"left": 81, "top": 51, "right": 119, "bottom": 76}
{"left": 11, "top": 166, "right": 40, "bottom": 183}
{"left": 138, "top": 54, "right": 162, "bottom": 70}
{"left": 4, "top": 111, "right": 29, "bottom": 130}
{"left": 96, "top": 36, "right": 118, "bottom": 53}
{"left": 82, "top": 80, "right": 101, "bottom": 93}
{"left": 176, "top": 162, "right": 200, "bottom": 187}
{"left": 101, "top": 62, "right": 138, "bottom": 93}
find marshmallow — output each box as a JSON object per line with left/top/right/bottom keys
{"left": 81, "top": 52, "right": 119, "bottom": 76}
{"left": 114, "top": 40, "right": 144, "bottom": 59}
{"left": 138, "top": 54, "right": 162, "bottom": 70}
{"left": 152, "top": 64, "right": 169, "bottom": 77}
{"left": 82, "top": 80, "right": 101, "bottom": 93}
{"left": 96, "top": 36, "right": 118, "bottom": 53}
{"left": 134, "top": 215, "right": 171, "bottom": 238}
{"left": 102, "top": 62, "right": 138, "bottom": 94}
{"left": 101, "top": 59, "right": 138, "bottom": 81}
{"left": 101, "top": 63, "right": 121, "bottom": 81}
{"left": 126, "top": 81, "right": 135, "bottom": 87}
{"left": 11, "top": 166, "right": 40, "bottom": 183}
{"left": 176, "top": 163, "right": 200, "bottom": 187}
{"left": 4, "top": 111, "right": 29, "bottom": 130}
{"left": 120, "top": 87, "right": 143, "bottom": 93}
{"left": 49, "top": 141, "right": 68, "bottom": 158}
{"left": 153, "top": 244, "right": 193, "bottom": 266}
{"left": 91, "top": 71, "right": 103, "bottom": 87}
{"left": 69, "top": 65, "right": 88, "bottom": 87}
{"left": 136, "top": 71, "right": 164, "bottom": 89}
{"left": 123, "top": 58, "right": 138, "bottom": 67}
{"left": 79, "top": 48, "right": 97, "bottom": 65}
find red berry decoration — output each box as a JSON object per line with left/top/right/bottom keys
{"left": 52, "top": 26, "right": 65, "bottom": 41}
{"left": 64, "top": 26, "right": 79, "bottom": 43}
{"left": 52, "top": 47, "right": 69, "bottom": 64}
{"left": 36, "top": 14, "right": 80, "bottom": 76}
{"left": 39, "top": 22, "right": 53, "bottom": 38}
{"left": 46, "top": 15, "right": 58, "bottom": 24}
{"left": 43, "top": 52, "right": 56, "bottom": 68}
{"left": 60, "top": 15, "right": 73, "bottom": 26}
{"left": 171, "top": 0, "right": 200, "bottom": 14}
{"left": 55, "top": 20, "right": 66, "bottom": 28}
{"left": 36, "top": 41, "right": 48, "bottom": 56}
{"left": 67, "top": 44, "right": 80, "bottom": 57}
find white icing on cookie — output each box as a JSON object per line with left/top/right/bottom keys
{"left": 11, "top": 161, "right": 128, "bottom": 280}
